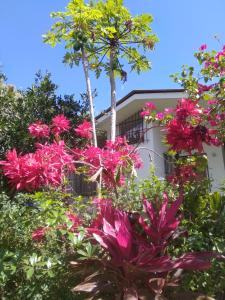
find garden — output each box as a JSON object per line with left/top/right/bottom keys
{"left": 0, "top": 0, "right": 225, "bottom": 299}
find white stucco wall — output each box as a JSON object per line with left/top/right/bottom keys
{"left": 204, "top": 145, "right": 225, "bottom": 190}
{"left": 135, "top": 122, "right": 154, "bottom": 179}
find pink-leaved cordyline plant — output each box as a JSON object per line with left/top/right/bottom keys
{"left": 72, "top": 195, "right": 221, "bottom": 299}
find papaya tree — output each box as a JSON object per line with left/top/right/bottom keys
{"left": 43, "top": 0, "right": 103, "bottom": 147}
{"left": 44, "top": 0, "right": 158, "bottom": 142}
{"left": 91, "top": 0, "right": 158, "bottom": 141}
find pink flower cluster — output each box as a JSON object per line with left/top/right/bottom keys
{"left": 28, "top": 121, "right": 50, "bottom": 138}
{"left": 167, "top": 164, "right": 203, "bottom": 185}
{"left": 1, "top": 113, "right": 141, "bottom": 191}
{"left": 51, "top": 114, "right": 71, "bottom": 136}
{"left": 0, "top": 141, "right": 74, "bottom": 191}
{"left": 199, "top": 44, "right": 207, "bottom": 51}
{"left": 75, "top": 136, "right": 142, "bottom": 188}
{"left": 140, "top": 102, "right": 156, "bottom": 117}
{"left": 141, "top": 98, "right": 221, "bottom": 154}
{"left": 198, "top": 83, "right": 214, "bottom": 95}
{"left": 75, "top": 120, "right": 92, "bottom": 139}
{"left": 28, "top": 114, "right": 71, "bottom": 139}
{"left": 166, "top": 99, "right": 221, "bottom": 153}
{"left": 203, "top": 45, "right": 225, "bottom": 74}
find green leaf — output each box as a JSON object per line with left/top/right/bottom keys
{"left": 26, "top": 267, "right": 34, "bottom": 280}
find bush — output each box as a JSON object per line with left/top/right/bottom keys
{"left": 0, "top": 191, "right": 92, "bottom": 299}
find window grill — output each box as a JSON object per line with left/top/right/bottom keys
{"left": 68, "top": 173, "right": 97, "bottom": 196}
{"left": 117, "top": 111, "right": 146, "bottom": 144}
{"left": 164, "top": 153, "right": 209, "bottom": 178}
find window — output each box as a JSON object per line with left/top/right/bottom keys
{"left": 68, "top": 173, "right": 97, "bottom": 196}
{"left": 97, "top": 130, "right": 107, "bottom": 148}
{"left": 117, "top": 111, "right": 146, "bottom": 144}
{"left": 164, "top": 153, "right": 179, "bottom": 177}
{"left": 164, "top": 153, "right": 209, "bottom": 178}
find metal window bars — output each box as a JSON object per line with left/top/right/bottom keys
{"left": 117, "top": 111, "right": 147, "bottom": 144}
{"left": 164, "top": 152, "right": 209, "bottom": 178}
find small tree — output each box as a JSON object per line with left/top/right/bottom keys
{"left": 171, "top": 44, "right": 225, "bottom": 141}
{"left": 43, "top": 0, "right": 102, "bottom": 147}
{"left": 91, "top": 0, "right": 158, "bottom": 141}
{"left": 0, "top": 71, "right": 87, "bottom": 158}
{"left": 44, "top": 0, "right": 158, "bottom": 142}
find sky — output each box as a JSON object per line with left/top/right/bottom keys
{"left": 0, "top": 0, "right": 225, "bottom": 114}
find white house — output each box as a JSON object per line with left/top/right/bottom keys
{"left": 96, "top": 89, "right": 225, "bottom": 191}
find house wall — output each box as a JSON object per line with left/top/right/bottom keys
{"left": 135, "top": 125, "right": 168, "bottom": 179}
{"left": 136, "top": 126, "right": 225, "bottom": 190}
{"left": 204, "top": 144, "right": 225, "bottom": 190}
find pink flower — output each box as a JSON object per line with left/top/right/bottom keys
{"left": 208, "top": 99, "right": 218, "bottom": 105}
{"left": 28, "top": 121, "right": 50, "bottom": 138}
{"left": 140, "top": 110, "right": 150, "bottom": 118}
{"left": 145, "top": 102, "right": 156, "bottom": 110}
{"left": 32, "top": 227, "right": 48, "bottom": 242}
{"left": 156, "top": 112, "right": 165, "bottom": 120}
{"left": 164, "top": 107, "right": 174, "bottom": 114}
{"left": 198, "top": 84, "right": 214, "bottom": 94}
{"left": 51, "top": 114, "right": 70, "bottom": 136}
{"left": 75, "top": 137, "right": 142, "bottom": 189}
{"left": 75, "top": 120, "right": 92, "bottom": 139}
{"left": 0, "top": 141, "right": 74, "bottom": 191}
{"left": 199, "top": 44, "right": 207, "bottom": 51}
{"left": 176, "top": 99, "right": 202, "bottom": 120}
{"left": 140, "top": 102, "right": 156, "bottom": 119}
{"left": 0, "top": 149, "right": 43, "bottom": 191}
{"left": 209, "top": 120, "right": 217, "bottom": 126}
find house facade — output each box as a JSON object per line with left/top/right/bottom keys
{"left": 96, "top": 89, "right": 225, "bottom": 191}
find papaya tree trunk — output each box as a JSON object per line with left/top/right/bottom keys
{"left": 109, "top": 49, "right": 117, "bottom": 142}
{"left": 81, "top": 46, "right": 97, "bottom": 147}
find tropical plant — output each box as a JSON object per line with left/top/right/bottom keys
{"left": 44, "top": 0, "right": 158, "bottom": 142}
{"left": 71, "top": 196, "right": 221, "bottom": 299}
{"left": 43, "top": 0, "right": 103, "bottom": 146}
{"left": 171, "top": 44, "right": 225, "bottom": 141}
{"left": 92, "top": 0, "right": 158, "bottom": 141}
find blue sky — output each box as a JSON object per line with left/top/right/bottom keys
{"left": 0, "top": 0, "right": 225, "bottom": 114}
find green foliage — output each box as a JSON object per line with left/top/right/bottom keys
{"left": 43, "top": 0, "right": 103, "bottom": 68}
{"left": 0, "top": 191, "right": 95, "bottom": 299}
{"left": 171, "top": 191, "right": 225, "bottom": 297}
{"left": 0, "top": 72, "right": 88, "bottom": 159}
{"left": 113, "top": 168, "right": 177, "bottom": 212}
{"left": 44, "top": 0, "right": 158, "bottom": 80}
